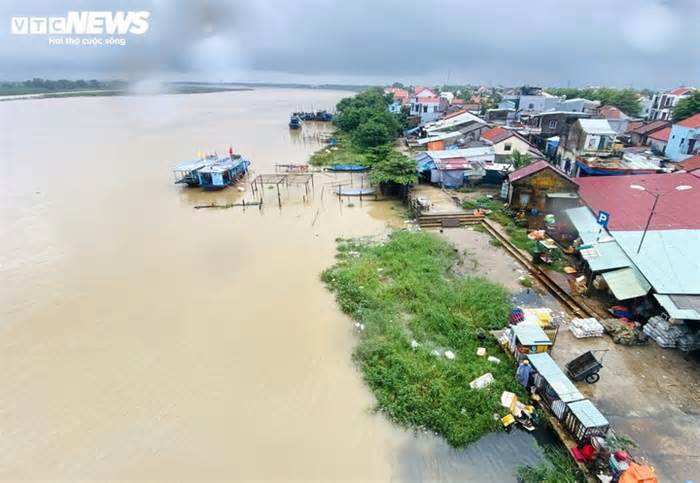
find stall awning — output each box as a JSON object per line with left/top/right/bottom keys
{"left": 547, "top": 192, "right": 578, "bottom": 199}
{"left": 512, "top": 323, "right": 552, "bottom": 346}
{"left": 580, "top": 241, "right": 631, "bottom": 272}
{"left": 601, "top": 267, "right": 651, "bottom": 301}
{"left": 654, "top": 294, "right": 700, "bottom": 320}
{"left": 567, "top": 399, "right": 609, "bottom": 429}
{"left": 527, "top": 353, "right": 584, "bottom": 403}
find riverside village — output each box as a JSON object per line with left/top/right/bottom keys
{"left": 172, "top": 83, "right": 700, "bottom": 482}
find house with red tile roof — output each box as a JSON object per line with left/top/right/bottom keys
{"left": 678, "top": 154, "right": 700, "bottom": 173}
{"left": 409, "top": 87, "right": 446, "bottom": 123}
{"left": 506, "top": 160, "right": 579, "bottom": 224}
{"left": 666, "top": 113, "right": 700, "bottom": 161}
{"left": 598, "top": 105, "right": 630, "bottom": 134}
{"left": 648, "top": 86, "right": 694, "bottom": 121}
{"left": 480, "top": 126, "right": 543, "bottom": 159}
{"left": 627, "top": 120, "right": 671, "bottom": 146}
{"left": 647, "top": 126, "right": 671, "bottom": 155}
{"left": 576, "top": 172, "right": 700, "bottom": 231}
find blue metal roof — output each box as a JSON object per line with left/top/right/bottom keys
{"left": 527, "top": 353, "right": 584, "bottom": 403}
{"left": 199, "top": 157, "right": 249, "bottom": 173}
{"left": 174, "top": 159, "right": 209, "bottom": 171}
{"left": 580, "top": 241, "right": 632, "bottom": 272}
{"left": 612, "top": 230, "right": 700, "bottom": 295}
{"left": 567, "top": 399, "right": 609, "bottom": 429}
{"left": 566, "top": 207, "right": 603, "bottom": 245}
{"left": 512, "top": 323, "right": 552, "bottom": 346}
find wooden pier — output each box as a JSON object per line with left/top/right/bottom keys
{"left": 250, "top": 173, "right": 314, "bottom": 206}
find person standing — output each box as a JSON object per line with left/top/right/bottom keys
{"left": 516, "top": 359, "right": 532, "bottom": 388}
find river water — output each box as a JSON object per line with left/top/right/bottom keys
{"left": 0, "top": 88, "right": 545, "bottom": 481}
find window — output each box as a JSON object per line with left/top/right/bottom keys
{"left": 423, "top": 105, "right": 428, "bottom": 113}
{"left": 528, "top": 103, "right": 534, "bottom": 109}
{"left": 548, "top": 120, "right": 557, "bottom": 129}
{"left": 504, "top": 143, "right": 512, "bottom": 151}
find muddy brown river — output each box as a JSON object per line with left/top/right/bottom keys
{"left": 0, "top": 88, "right": 546, "bottom": 481}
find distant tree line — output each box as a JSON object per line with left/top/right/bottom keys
{"left": 0, "top": 78, "right": 126, "bottom": 95}
{"left": 545, "top": 87, "right": 642, "bottom": 116}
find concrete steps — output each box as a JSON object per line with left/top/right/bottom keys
{"left": 417, "top": 212, "right": 484, "bottom": 228}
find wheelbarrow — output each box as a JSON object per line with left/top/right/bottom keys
{"left": 565, "top": 349, "right": 608, "bottom": 384}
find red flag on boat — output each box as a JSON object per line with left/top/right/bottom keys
{"left": 228, "top": 146, "right": 233, "bottom": 157}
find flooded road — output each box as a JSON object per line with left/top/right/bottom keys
{"left": 0, "top": 89, "right": 544, "bottom": 480}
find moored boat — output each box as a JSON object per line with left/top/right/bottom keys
{"left": 197, "top": 155, "right": 251, "bottom": 190}
{"left": 289, "top": 115, "right": 302, "bottom": 129}
{"left": 327, "top": 164, "right": 368, "bottom": 172}
{"left": 173, "top": 155, "right": 218, "bottom": 186}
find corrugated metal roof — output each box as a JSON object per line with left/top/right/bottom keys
{"left": 567, "top": 399, "right": 609, "bottom": 429}
{"left": 566, "top": 207, "right": 606, "bottom": 245}
{"left": 654, "top": 294, "right": 700, "bottom": 320}
{"left": 580, "top": 241, "right": 631, "bottom": 272}
{"left": 612, "top": 230, "right": 700, "bottom": 294}
{"left": 508, "top": 159, "right": 575, "bottom": 184}
{"left": 527, "top": 353, "right": 585, "bottom": 403}
{"left": 512, "top": 323, "right": 552, "bottom": 346}
{"left": 415, "top": 131, "right": 462, "bottom": 145}
{"left": 578, "top": 119, "right": 616, "bottom": 135}
{"left": 425, "top": 111, "right": 485, "bottom": 133}
{"left": 601, "top": 267, "right": 651, "bottom": 300}
{"left": 424, "top": 147, "right": 495, "bottom": 160}
{"left": 577, "top": 173, "right": 700, "bottom": 231}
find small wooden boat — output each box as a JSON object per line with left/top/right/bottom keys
{"left": 336, "top": 186, "right": 375, "bottom": 196}
{"left": 197, "top": 155, "right": 250, "bottom": 190}
{"left": 327, "top": 164, "right": 368, "bottom": 172}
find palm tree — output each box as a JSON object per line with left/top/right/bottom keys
{"left": 508, "top": 151, "right": 533, "bottom": 169}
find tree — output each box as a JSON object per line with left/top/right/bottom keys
{"left": 508, "top": 151, "right": 533, "bottom": 169}
{"left": 544, "top": 87, "right": 641, "bottom": 116}
{"left": 368, "top": 149, "right": 417, "bottom": 199}
{"left": 352, "top": 119, "right": 393, "bottom": 148}
{"left": 673, "top": 91, "right": 700, "bottom": 122}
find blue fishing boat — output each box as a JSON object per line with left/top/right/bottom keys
{"left": 289, "top": 115, "right": 302, "bottom": 129}
{"left": 336, "top": 186, "right": 375, "bottom": 196}
{"left": 197, "top": 155, "right": 251, "bottom": 190}
{"left": 327, "top": 164, "right": 368, "bottom": 172}
{"left": 173, "top": 156, "right": 217, "bottom": 186}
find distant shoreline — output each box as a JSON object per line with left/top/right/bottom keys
{"left": 0, "top": 81, "right": 367, "bottom": 102}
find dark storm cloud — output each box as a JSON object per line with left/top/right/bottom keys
{"left": 1, "top": 0, "right": 698, "bottom": 87}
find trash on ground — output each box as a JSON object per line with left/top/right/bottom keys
{"left": 469, "top": 372, "right": 494, "bottom": 390}
{"left": 410, "top": 339, "right": 420, "bottom": 350}
{"left": 476, "top": 347, "right": 486, "bottom": 357}
{"left": 444, "top": 350, "right": 456, "bottom": 360}
{"left": 487, "top": 355, "right": 501, "bottom": 364}
{"left": 600, "top": 318, "right": 648, "bottom": 346}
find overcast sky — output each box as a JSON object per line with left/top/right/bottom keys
{"left": 1, "top": 0, "right": 699, "bottom": 89}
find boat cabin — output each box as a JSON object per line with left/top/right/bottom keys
{"left": 173, "top": 158, "right": 212, "bottom": 186}
{"left": 197, "top": 156, "right": 250, "bottom": 190}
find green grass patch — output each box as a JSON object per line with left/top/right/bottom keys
{"left": 309, "top": 134, "right": 369, "bottom": 167}
{"left": 518, "top": 276, "right": 533, "bottom": 288}
{"left": 516, "top": 445, "right": 586, "bottom": 483}
{"left": 322, "top": 231, "right": 527, "bottom": 446}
